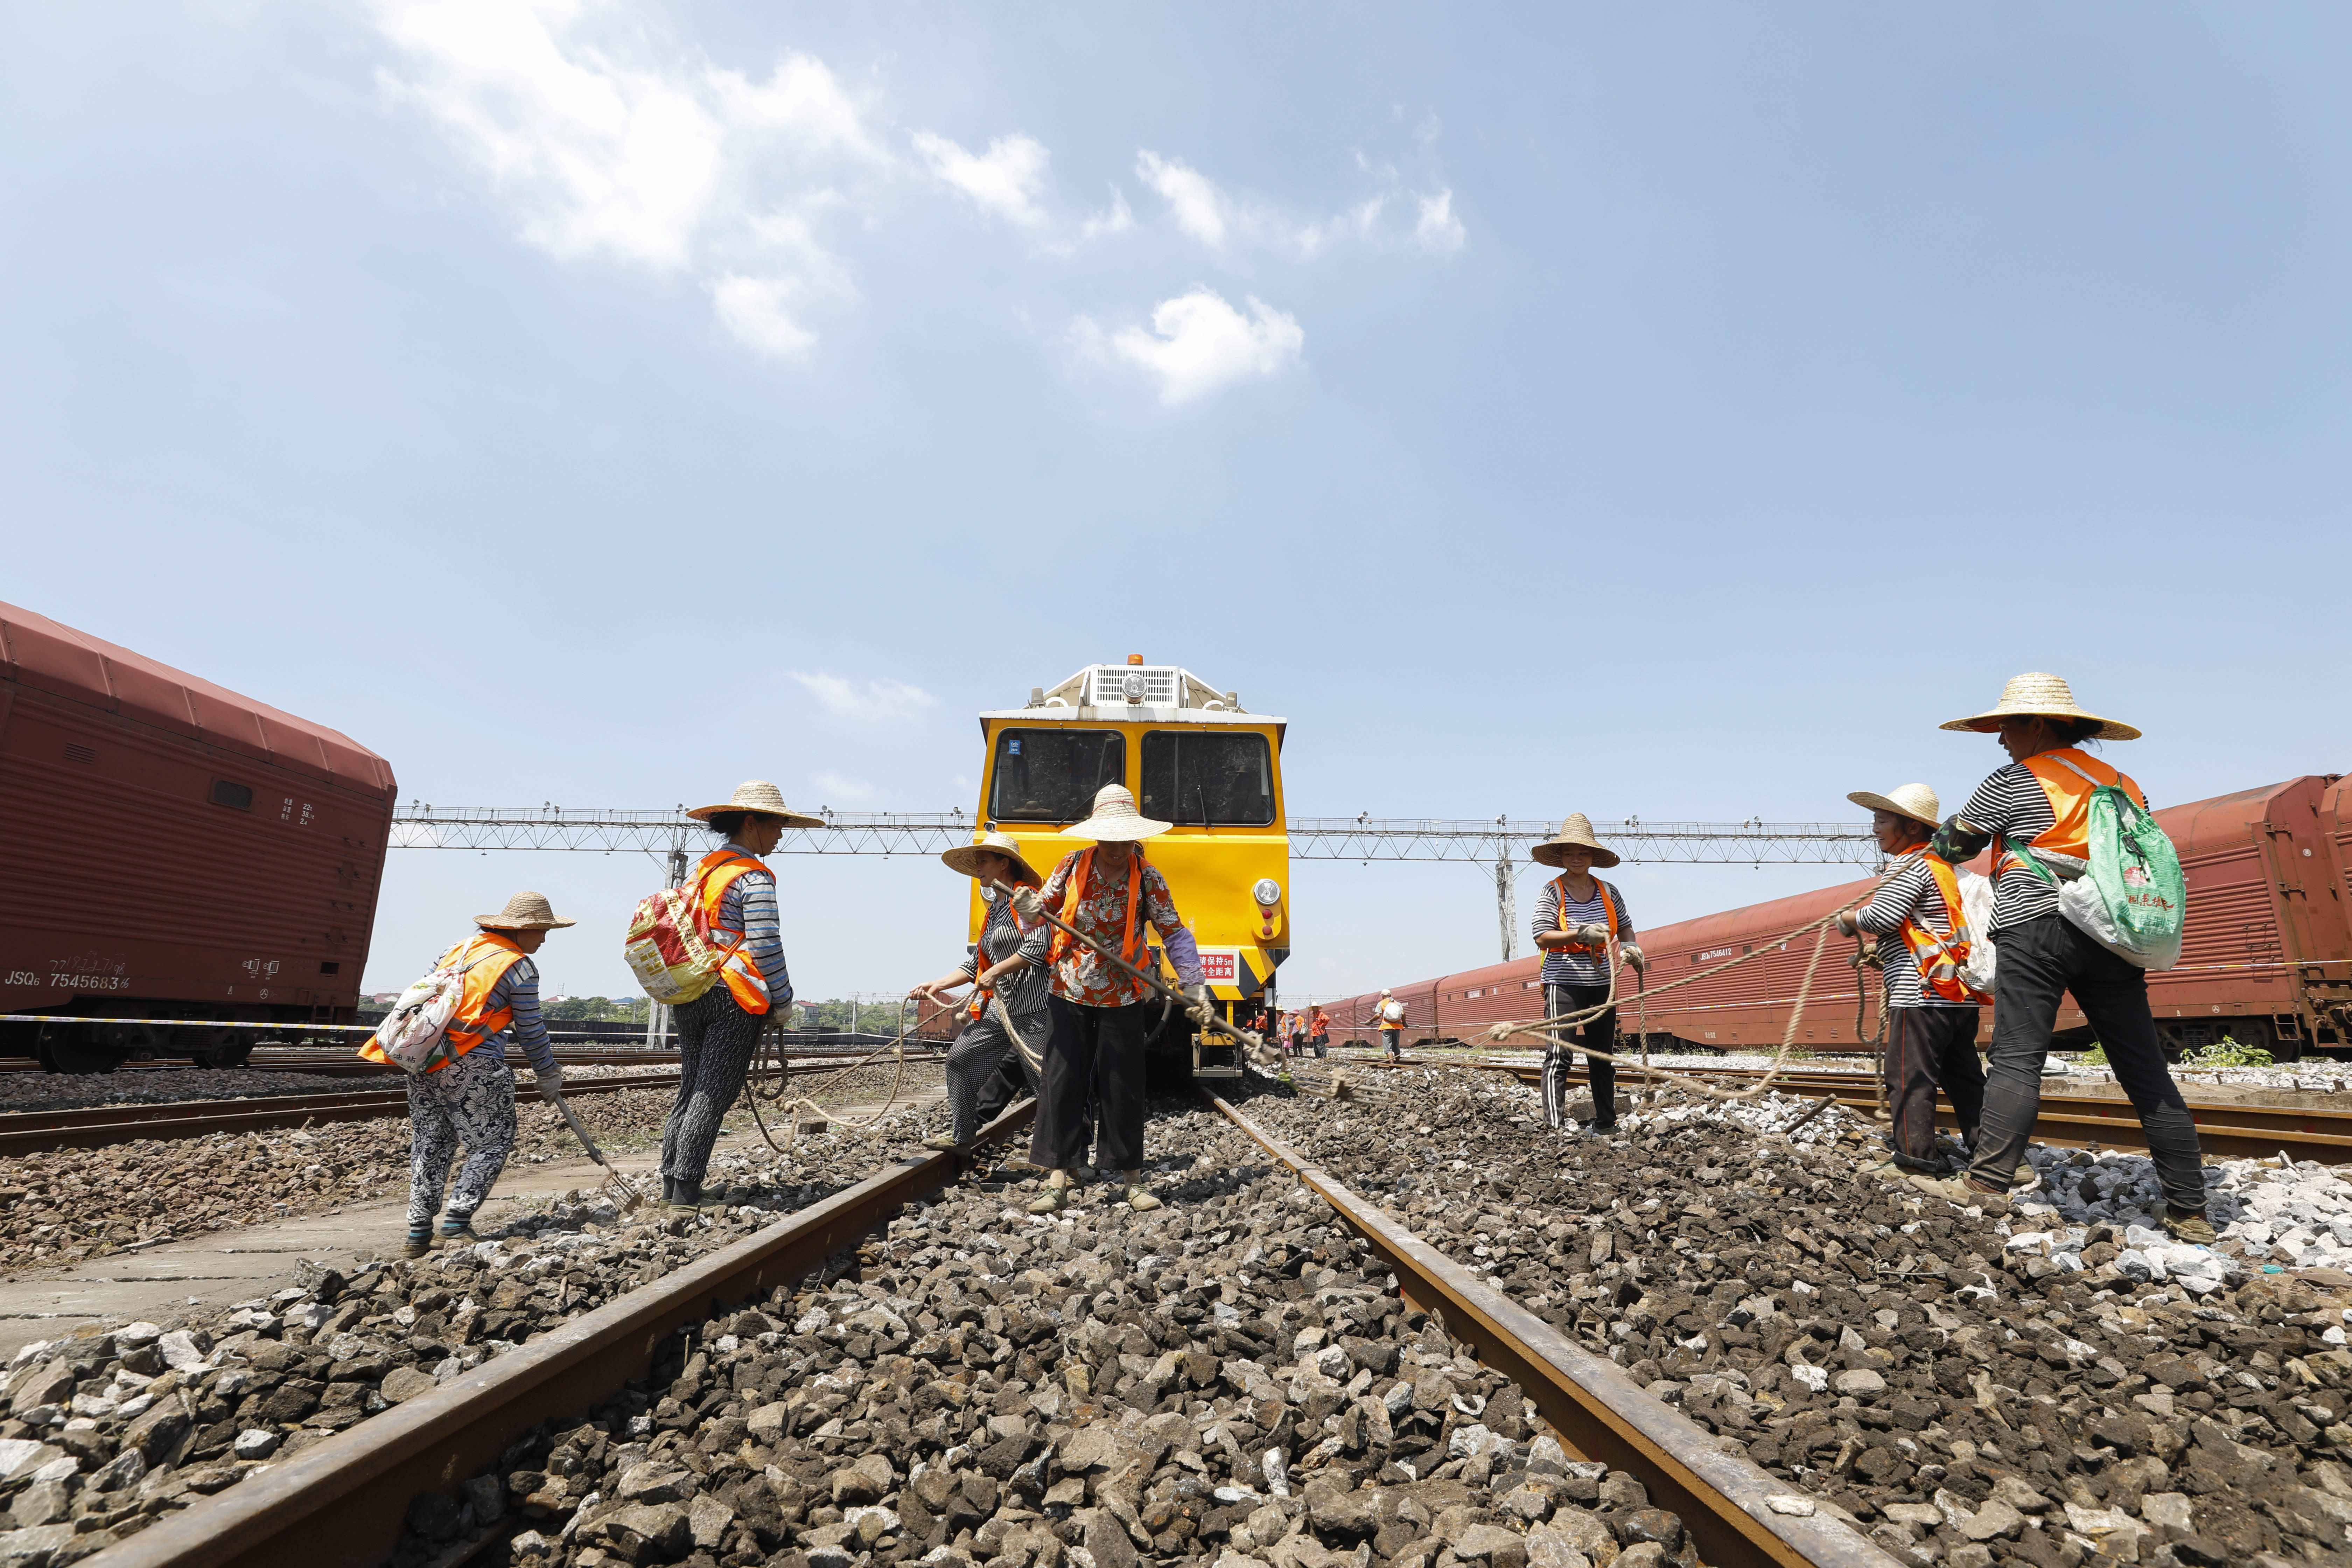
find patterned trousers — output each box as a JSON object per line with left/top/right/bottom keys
{"left": 943, "top": 1003, "right": 1050, "bottom": 1142}
{"left": 405, "top": 1043, "right": 517, "bottom": 1228}
{"left": 663, "top": 985, "right": 763, "bottom": 1191}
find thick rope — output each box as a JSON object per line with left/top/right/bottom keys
{"left": 1485, "top": 901, "right": 1860, "bottom": 1104}
{"left": 744, "top": 1004, "right": 930, "bottom": 1157}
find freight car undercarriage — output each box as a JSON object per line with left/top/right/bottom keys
{"left": 0, "top": 1001, "right": 343, "bottom": 1073}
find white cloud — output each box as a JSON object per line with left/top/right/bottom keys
{"left": 911, "top": 131, "right": 1051, "bottom": 227}
{"left": 811, "top": 770, "right": 877, "bottom": 803}
{"left": 710, "top": 274, "right": 815, "bottom": 357}
{"left": 789, "top": 672, "right": 939, "bottom": 722}
{"left": 1415, "top": 188, "right": 1466, "bottom": 254}
{"left": 708, "top": 54, "right": 872, "bottom": 155}
{"left": 1079, "top": 188, "right": 1135, "bottom": 242}
{"left": 1135, "top": 151, "right": 1231, "bottom": 250}
{"left": 370, "top": 0, "right": 875, "bottom": 352}
{"left": 1077, "top": 289, "right": 1304, "bottom": 405}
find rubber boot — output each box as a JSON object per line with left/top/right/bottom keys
{"left": 660, "top": 1175, "right": 677, "bottom": 1205}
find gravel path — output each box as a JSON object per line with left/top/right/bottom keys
{"left": 2, "top": 1097, "right": 1716, "bottom": 1568}
{"left": 0, "top": 1062, "right": 944, "bottom": 1279}
{"left": 1244, "top": 1065, "right": 2352, "bottom": 1568}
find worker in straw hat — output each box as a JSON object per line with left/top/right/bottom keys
{"left": 1008, "top": 783, "right": 1210, "bottom": 1214}
{"left": 1369, "top": 989, "right": 1406, "bottom": 1060}
{"left": 660, "top": 781, "right": 818, "bottom": 1212}
{"left": 1835, "top": 783, "right": 1988, "bottom": 1179}
{"left": 1910, "top": 675, "right": 2214, "bottom": 1242}
{"left": 909, "top": 830, "right": 1055, "bottom": 1154}
{"left": 367, "top": 891, "right": 574, "bottom": 1257}
{"left": 1530, "top": 814, "right": 1644, "bottom": 1134}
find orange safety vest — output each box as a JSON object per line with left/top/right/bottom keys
{"left": 966, "top": 894, "right": 1038, "bottom": 1021}
{"left": 695, "top": 848, "right": 776, "bottom": 1015}
{"left": 1048, "top": 847, "right": 1148, "bottom": 971}
{"left": 1552, "top": 876, "right": 1620, "bottom": 955}
{"left": 1994, "top": 749, "right": 2147, "bottom": 880}
{"left": 358, "top": 931, "right": 523, "bottom": 1070}
{"left": 1894, "top": 853, "right": 1988, "bottom": 1005}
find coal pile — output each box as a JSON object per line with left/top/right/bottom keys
{"left": 0, "top": 1112, "right": 952, "bottom": 1564}
{"left": 370, "top": 1102, "right": 1707, "bottom": 1568}
{"left": 1242, "top": 1068, "right": 2352, "bottom": 1568}
{"left": 0, "top": 1061, "right": 941, "bottom": 1277}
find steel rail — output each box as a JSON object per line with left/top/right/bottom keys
{"left": 85, "top": 1102, "right": 1036, "bottom": 1568}
{"left": 0, "top": 1059, "right": 941, "bottom": 1156}
{"left": 1206, "top": 1092, "right": 1899, "bottom": 1568}
{"left": 1363, "top": 1058, "right": 2352, "bottom": 1165}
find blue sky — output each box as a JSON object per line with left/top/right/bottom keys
{"left": 6, "top": 3, "right": 2347, "bottom": 1004}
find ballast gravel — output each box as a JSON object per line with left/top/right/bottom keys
{"left": 0, "top": 1061, "right": 942, "bottom": 1277}
{"left": 385, "top": 1099, "right": 1702, "bottom": 1568}
{"left": 0, "top": 1108, "right": 954, "bottom": 1565}
{"left": 1248, "top": 1066, "right": 2352, "bottom": 1568}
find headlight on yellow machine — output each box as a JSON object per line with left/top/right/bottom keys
{"left": 1252, "top": 878, "right": 1282, "bottom": 907}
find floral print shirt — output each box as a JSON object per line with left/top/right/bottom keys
{"left": 1037, "top": 848, "right": 1205, "bottom": 1008}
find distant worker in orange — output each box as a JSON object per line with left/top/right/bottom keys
{"left": 1530, "top": 814, "right": 1644, "bottom": 1134}
{"left": 1371, "top": 990, "right": 1407, "bottom": 1060}
{"left": 1911, "top": 675, "right": 2212, "bottom": 1243}
{"left": 1310, "top": 1004, "right": 1331, "bottom": 1057}
{"left": 1835, "top": 782, "right": 1987, "bottom": 1175}
{"left": 367, "top": 891, "right": 573, "bottom": 1257}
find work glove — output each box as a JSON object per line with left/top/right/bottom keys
{"left": 1930, "top": 814, "right": 1992, "bottom": 865}
{"left": 534, "top": 1067, "right": 564, "bottom": 1104}
{"left": 1183, "top": 982, "right": 1213, "bottom": 1024}
{"left": 1621, "top": 944, "right": 1646, "bottom": 973}
{"left": 1010, "top": 885, "right": 1045, "bottom": 919}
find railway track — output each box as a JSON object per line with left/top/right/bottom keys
{"left": 0, "top": 1057, "right": 944, "bottom": 1157}
{"left": 0, "top": 1044, "right": 930, "bottom": 1079}
{"left": 77, "top": 1091, "right": 1886, "bottom": 1568}
{"left": 1373, "top": 1056, "right": 2352, "bottom": 1166}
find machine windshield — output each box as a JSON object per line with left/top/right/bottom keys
{"left": 989, "top": 729, "right": 1127, "bottom": 822}
{"left": 1140, "top": 730, "right": 1275, "bottom": 827}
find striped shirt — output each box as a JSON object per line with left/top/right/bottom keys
{"left": 1854, "top": 853, "right": 1975, "bottom": 1010}
{"left": 481, "top": 953, "right": 560, "bottom": 1074}
{"left": 715, "top": 843, "right": 793, "bottom": 1007}
{"left": 1959, "top": 765, "right": 2064, "bottom": 935}
{"left": 1531, "top": 877, "right": 1635, "bottom": 985}
{"left": 958, "top": 888, "right": 1053, "bottom": 1017}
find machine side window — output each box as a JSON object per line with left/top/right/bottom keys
{"left": 989, "top": 729, "right": 1127, "bottom": 822}
{"left": 1140, "top": 731, "right": 1275, "bottom": 827}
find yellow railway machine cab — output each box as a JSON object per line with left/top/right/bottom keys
{"left": 969, "top": 659, "right": 1289, "bottom": 1080}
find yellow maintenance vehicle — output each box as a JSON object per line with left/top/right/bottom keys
{"left": 966, "top": 657, "right": 1289, "bottom": 1079}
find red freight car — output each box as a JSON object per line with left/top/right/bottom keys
{"left": 0, "top": 601, "right": 397, "bottom": 1071}
{"left": 1335, "top": 772, "right": 2352, "bottom": 1062}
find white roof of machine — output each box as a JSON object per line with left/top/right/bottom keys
{"left": 978, "top": 663, "right": 1286, "bottom": 732}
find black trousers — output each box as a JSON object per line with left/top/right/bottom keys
{"left": 1884, "top": 1006, "right": 1985, "bottom": 1171}
{"left": 1037, "top": 997, "right": 1149, "bottom": 1171}
{"left": 1966, "top": 914, "right": 2208, "bottom": 1213}
{"left": 1541, "top": 982, "right": 1616, "bottom": 1129}
{"left": 663, "top": 986, "right": 762, "bottom": 1190}
{"left": 944, "top": 1004, "right": 1049, "bottom": 1142}
{"left": 973, "top": 1055, "right": 1031, "bottom": 1129}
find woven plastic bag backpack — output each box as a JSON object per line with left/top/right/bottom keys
{"left": 623, "top": 871, "right": 727, "bottom": 1006}
{"left": 368, "top": 945, "right": 477, "bottom": 1074}
{"left": 2009, "top": 756, "right": 2186, "bottom": 970}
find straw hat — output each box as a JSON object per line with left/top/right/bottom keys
{"left": 1847, "top": 782, "right": 1942, "bottom": 829}
{"left": 475, "top": 891, "right": 576, "bottom": 930}
{"left": 685, "top": 780, "right": 824, "bottom": 828}
{"left": 1531, "top": 812, "right": 1620, "bottom": 869}
{"left": 1060, "top": 783, "right": 1170, "bottom": 842}
{"left": 1940, "top": 673, "right": 2140, "bottom": 742}
{"left": 941, "top": 829, "right": 1042, "bottom": 886}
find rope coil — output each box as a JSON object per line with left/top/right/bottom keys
{"left": 744, "top": 1003, "right": 926, "bottom": 1156}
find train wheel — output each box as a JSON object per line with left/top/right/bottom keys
{"left": 207, "top": 1039, "right": 254, "bottom": 1069}
{"left": 42, "top": 1031, "right": 125, "bottom": 1074}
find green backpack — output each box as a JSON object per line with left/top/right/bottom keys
{"left": 2006, "top": 755, "right": 2185, "bottom": 970}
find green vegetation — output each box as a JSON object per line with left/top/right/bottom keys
{"left": 2179, "top": 1036, "right": 2276, "bottom": 1070}
{"left": 544, "top": 996, "right": 649, "bottom": 1023}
